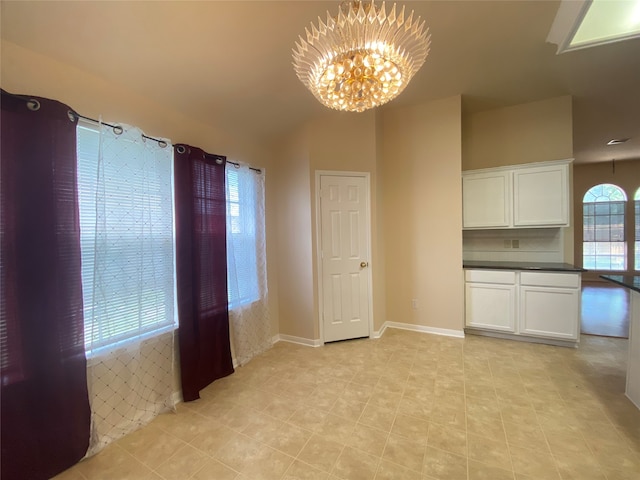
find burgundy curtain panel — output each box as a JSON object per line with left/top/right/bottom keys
{"left": 1, "top": 91, "right": 91, "bottom": 479}
{"left": 174, "top": 145, "right": 234, "bottom": 401}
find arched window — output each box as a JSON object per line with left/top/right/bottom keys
{"left": 583, "top": 184, "right": 627, "bottom": 271}
{"left": 635, "top": 188, "right": 640, "bottom": 271}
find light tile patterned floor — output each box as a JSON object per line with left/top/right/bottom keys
{"left": 55, "top": 329, "right": 640, "bottom": 480}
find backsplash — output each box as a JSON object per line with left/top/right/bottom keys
{"left": 463, "top": 228, "right": 564, "bottom": 262}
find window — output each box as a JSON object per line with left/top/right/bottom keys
{"left": 226, "top": 165, "right": 260, "bottom": 309}
{"left": 77, "top": 123, "right": 176, "bottom": 355}
{"left": 635, "top": 189, "right": 640, "bottom": 271}
{"left": 582, "top": 183, "right": 627, "bottom": 271}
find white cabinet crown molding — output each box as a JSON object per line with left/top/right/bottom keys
{"left": 462, "top": 158, "right": 574, "bottom": 175}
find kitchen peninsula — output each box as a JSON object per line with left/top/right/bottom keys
{"left": 600, "top": 275, "right": 640, "bottom": 410}
{"left": 464, "top": 260, "right": 586, "bottom": 347}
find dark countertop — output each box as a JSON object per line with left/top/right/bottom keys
{"left": 463, "top": 260, "right": 586, "bottom": 272}
{"left": 600, "top": 275, "right": 640, "bottom": 293}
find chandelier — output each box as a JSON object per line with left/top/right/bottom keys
{"left": 292, "top": 0, "right": 431, "bottom": 112}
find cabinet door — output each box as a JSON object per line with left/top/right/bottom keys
{"left": 462, "top": 171, "right": 511, "bottom": 228}
{"left": 513, "top": 164, "right": 568, "bottom": 227}
{"left": 519, "top": 286, "right": 579, "bottom": 340}
{"left": 465, "top": 283, "right": 516, "bottom": 332}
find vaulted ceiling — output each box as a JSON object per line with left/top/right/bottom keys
{"left": 2, "top": 1, "right": 639, "bottom": 163}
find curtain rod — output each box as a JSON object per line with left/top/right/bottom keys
{"left": 75, "top": 113, "right": 171, "bottom": 148}
{"left": 3, "top": 90, "right": 263, "bottom": 174}
{"left": 227, "top": 160, "right": 262, "bottom": 174}
{"left": 3, "top": 90, "right": 170, "bottom": 146}
{"left": 82, "top": 114, "right": 263, "bottom": 174}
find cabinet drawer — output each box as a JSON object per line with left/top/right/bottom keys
{"left": 465, "top": 270, "right": 516, "bottom": 285}
{"left": 520, "top": 272, "right": 579, "bottom": 288}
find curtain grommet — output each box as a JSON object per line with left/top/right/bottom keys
{"left": 26, "top": 99, "right": 41, "bottom": 111}
{"left": 216, "top": 158, "right": 224, "bottom": 165}
{"left": 176, "top": 145, "right": 186, "bottom": 154}
{"left": 158, "top": 140, "right": 168, "bottom": 149}
{"left": 112, "top": 125, "right": 124, "bottom": 135}
{"left": 67, "top": 110, "right": 77, "bottom": 122}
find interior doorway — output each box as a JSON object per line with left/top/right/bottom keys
{"left": 581, "top": 281, "right": 630, "bottom": 338}
{"left": 316, "top": 171, "right": 373, "bottom": 343}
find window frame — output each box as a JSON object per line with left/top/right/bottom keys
{"left": 582, "top": 183, "right": 627, "bottom": 272}
{"left": 635, "top": 188, "right": 640, "bottom": 271}
{"left": 76, "top": 121, "right": 178, "bottom": 358}
{"left": 225, "top": 165, "right": 261, "bottom": 310}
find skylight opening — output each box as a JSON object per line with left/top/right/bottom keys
{"left": 547, "top": 0, "right": 640, "bottom": 54}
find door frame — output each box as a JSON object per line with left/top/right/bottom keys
{"left": 315, "top": 170, "right": 374, "bottom": 344}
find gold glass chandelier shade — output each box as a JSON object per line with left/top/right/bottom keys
{"left": 292, "top": 0, "right": 431, "bottom": 112}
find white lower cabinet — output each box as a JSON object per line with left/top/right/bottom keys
{"left": 519, "top": 272, "right": 580, "bottom": 341}
{"left": 465, "top": 271, "right": 516, "bottom": 332}
{"left": 519, "top": 286, "right": 579, "bottom": 340}
{"left": 465, "top": 269, "right": 581, "bottom": 345}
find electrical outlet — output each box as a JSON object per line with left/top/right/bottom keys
{"left": 504, "top": 240, "right": 512, "bottom": 249}
{"left": 411, "top": 299, "right": 418, "bottom": 310}
{"left": 512, "top": 239, "right": 520, "bottom": 249}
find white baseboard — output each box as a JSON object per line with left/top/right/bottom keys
{"left": 382, "top": 321, "right": 465, "bottom": 339}
{"left": 274, "top": 334, "right": 323, "bottom": 347}
{"left": 273, "top": 323, "right": 463, "bottom": 347}
{"left": 372, "top": 322, "right": 388, "bottom": 338}
{"left": 626, "top": 392, "right": 640, "bottom": 411}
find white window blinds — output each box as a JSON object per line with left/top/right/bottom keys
{"left": 77, "top": 122, "right": 176, "bottom": 355}
{"left": 226, "top": 165, "right": 260, "bottom": 309}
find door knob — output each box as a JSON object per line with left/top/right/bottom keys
{"left": 360, "top": 261, "right": 368, "bottom": 268}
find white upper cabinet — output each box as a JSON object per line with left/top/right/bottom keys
{"left": 462, "top": 160, "right": 571, "bottom": 229}
{"left": 462, "top": 171, "right": 511, "bottom": 228}
{"left": 513, "top": 163, "right": 569, "bottom": 227}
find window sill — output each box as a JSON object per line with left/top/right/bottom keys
{"left": 229, "top": 296, "right": 264, "bottom": 312}
{"left": 85, "top": 323, "right": 177, "bottom": 365}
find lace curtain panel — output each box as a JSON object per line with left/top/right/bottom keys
{"left": 77, "top": 122, "right": 177, "bottom": 456}
{"left": 226, "top": 164, "right": 271, "bottom": 366}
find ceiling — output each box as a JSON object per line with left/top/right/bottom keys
{"left": 2, "top": 0, "right": 639, "bottom": 164}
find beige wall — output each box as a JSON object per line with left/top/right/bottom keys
{"left": 462, "top": 95, "right": 573, "bottom": 171}
{"left": 272, "top": 126, "right": 316, "bottom": 339}
{"left": 381, "top": 96, "right": 464, "bottom": 333}
{"left": 573, "top": 159, "right": 640, "bottom": 282}
{"left": 273, "top": 112, "right": 382, "bottom": 339}
{"left": 373, "top": 111, "right": 387, "bottom": 333}
{"left": 1, "top": 41, "right": 265, "bottom": 164}
{"left": 308, "top": 112, "right": 380, "bottom": 335}
{"left": 274, "top": 97, "right": 465, "bottom": 339}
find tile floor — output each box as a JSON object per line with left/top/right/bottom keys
{"left": 55, "top": 329, "right": 640, "bottom": 480}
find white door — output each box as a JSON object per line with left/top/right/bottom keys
{"left": 319, "top": 174, "right": 371, "bottom": 343}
